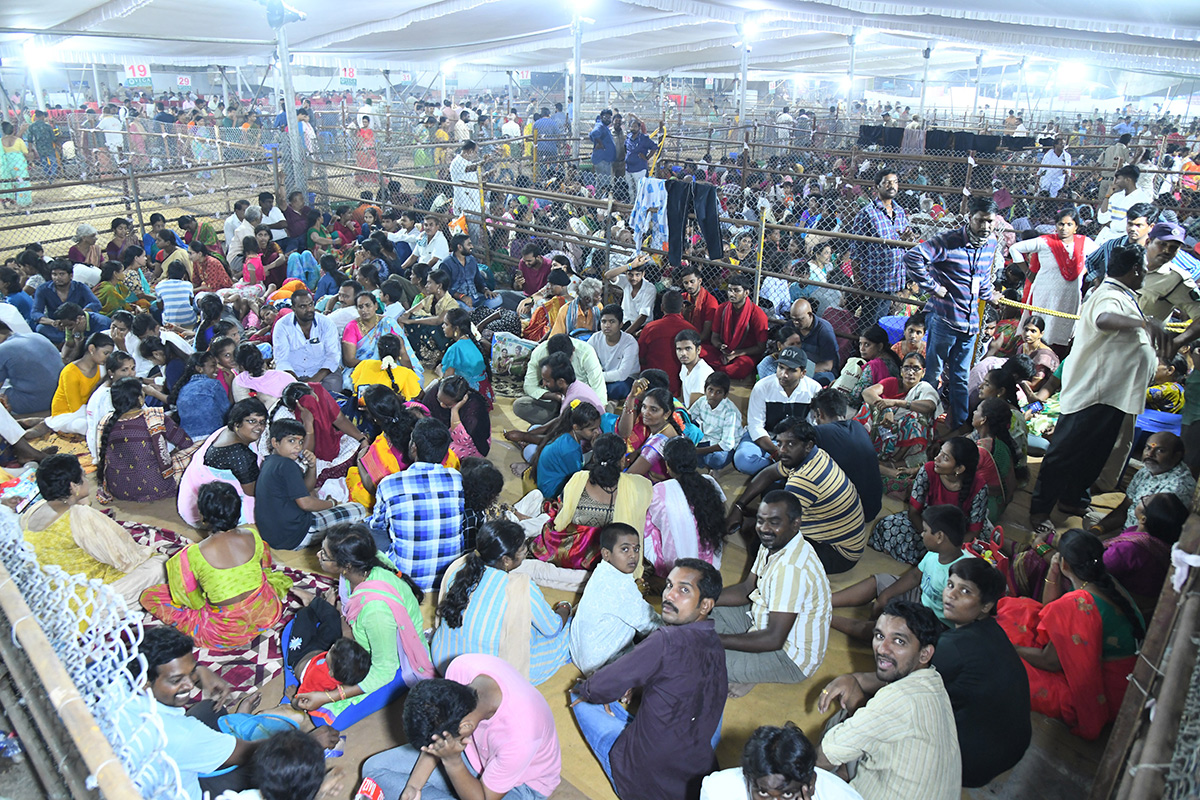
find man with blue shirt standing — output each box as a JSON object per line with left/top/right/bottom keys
{"left": 904, "top": 196, "right": 999, "bottom": 428}
{"left": 590, "top": 109, "right": 616, "bottom": 196}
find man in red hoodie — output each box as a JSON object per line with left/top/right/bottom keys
{"left": 638, "top": 289, "right": 696, "bottom": 397}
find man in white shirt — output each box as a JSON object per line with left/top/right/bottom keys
{"left": 501, "top": 113, "right": 521, "bottom": 138}
{"left": 733, "top": 348, "right": 821, "bottom": 474}
{"left": 273, "top": 289, "right": 342, "bottom": 394}
{"left": 588, "top": 304, "right": 640, "bottom": 400}
{"left": 294, "top": 108, "right": 316, "bottom": 154}
{"left": 399, "top": 216, "right": 450, "bottom": 281}
{"left": 1038, "top": 138, "right": 1072, "bottom": 198}
{"left": 258, "top": 192, "right": 287, "bottom": 242}
{"left": 223, "top": 200, "right": 249, "bottom": 257}
{"left": 450, "top": 140, "right": 487, "bottom": 220}
{"left": 1097, "top": 165, "right": 1153, "bottom": 244}
{"left": 227, "top": 206, "right": 261, "bottom": 264}
{"left": 676, "top": 328, "right": 713, "bottom": 407}
{"left": 603, "top": 253, "right": 656, "bottom": 336}
{"left": 454, "top": 110, "right": 472, "bottom": 142}
{"left": 96, "top": 105, "right": 124, "bottom": 152}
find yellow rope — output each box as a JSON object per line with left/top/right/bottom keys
{"left": 995, "top": 296, "right": 1191, "bottom": 332}
{"left": 646, "top": 122, "right": 669, "bottom": 176}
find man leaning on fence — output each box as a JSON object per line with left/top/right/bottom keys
{"left": 904, "top": 196, "right": 1000, "bottom": 429}
{"left": 849, "top": 169, "right": 911, "bottom": 331}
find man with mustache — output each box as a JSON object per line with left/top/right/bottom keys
{"left": 815, "top": 600, "right": 961, "bottom": 800}
{"left": 1090, "top": 431, "right": 1194, "bottom": 536}
{"left": 715, "top": 490, "right": 831, "bottom": 697}
{"left": 571, "top": 558, "right": 726, "bottom": 800}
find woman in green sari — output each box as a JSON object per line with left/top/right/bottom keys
{"left": 179, "top": 214, "right": 227, "bottom": 265}
{"left": 0, "top": 122, "right": 32, "bottom": 208}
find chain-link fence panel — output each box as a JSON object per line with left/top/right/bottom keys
{"left": 0, "top": 510, "right": 187, "bottom": 800}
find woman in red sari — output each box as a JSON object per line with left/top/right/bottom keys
{"left": 1008, "top": 208, "right": 1097, "bottom": 353}
{"left": 997, "top": 529, "right": 1145, "bottom": 740}
{"left": 702, "top": 274, "right": 769, "bottom": 379}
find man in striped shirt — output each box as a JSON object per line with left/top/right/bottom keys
{"left": 849, "top": 169, "right": 910, "bottom": 330}
{"left": 714, "top": 490, "right": 831, "bottom": 697}
{"left": 727, "top": 417, "right": 865, "bottom": 574}
{"left": 816, "top": 600, "right": 961, "bottom": 800}
{"left": 904, "top": 196, "right": 999, "bottom": 428}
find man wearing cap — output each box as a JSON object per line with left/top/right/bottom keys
{"left": 1139, "top": 221, "right": 1200, "bottom": 474}
{"left": 733, "top": 346, "right": 822, "bottom": 475}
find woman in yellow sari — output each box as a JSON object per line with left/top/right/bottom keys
{"left": 346, "top": 385, "right": 460, "bottom": 508}
{"left": 19, "top": 454, "right": 166, "bottom": 607}
{"left": 141, "top": 482, "right": 293, "bottom": 651}
{"left": 529, "top": 433, "right": 652, "bottom": 576}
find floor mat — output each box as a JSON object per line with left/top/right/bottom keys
{"left": 30, "top": 433, "right": 95, "bottom": 472}
{"left": 118, "top": 518, "right": 336, "bottom": 694}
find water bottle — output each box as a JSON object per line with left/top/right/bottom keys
{"left": 354, "top": 777, "right": 383, "bottom": 800}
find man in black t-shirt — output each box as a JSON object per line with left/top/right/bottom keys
{"left": 810, "top": 388, "right": 883, "bottom": 521}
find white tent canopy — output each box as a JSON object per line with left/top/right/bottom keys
{"left": 2, "top": 0, "right": 1198, "bottom": 85}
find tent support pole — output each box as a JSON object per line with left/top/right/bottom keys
{"left": 274, "top": 23, "right": 305, "bottom": 192}
{"left": 507, "top": 71, "right": 514, "bottom": 116}
{"left": 572, "top": 12, "right": 583, "bottom": 140}
{"left": 91, "top": 64, "right": 102, "bottom": 104}
{"left": 738, "top": 43, "right": 748, "bottom": 123}
{"left": 918, "top": 45, "right": 931, "bottom": 119}
{"left": 29, "top": 67, "right": 45, "bottom": 112}
{"left": 847, "top": 31, "right": 856, "bottom": 104}
{"left": 971, "top": 51, "right": 983, "bottom": 122}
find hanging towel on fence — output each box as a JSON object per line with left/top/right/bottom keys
{"left": 630, "top": 177, "right": 668, "bottom": 256}
{"left": 666, "top": 180, "right": 723, "bottom": 268}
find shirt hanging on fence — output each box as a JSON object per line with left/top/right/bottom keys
{"left": 630, "top": 177, "right": 668, "bottom": 255}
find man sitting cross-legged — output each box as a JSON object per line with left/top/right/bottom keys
{"left": 571, "top": 558, "right": 727, "bottom": 800}
{"left": 714, "top": 490, "right": 831, "bottom": 697}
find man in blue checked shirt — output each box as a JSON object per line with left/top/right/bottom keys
{"left": 369, "top": 417, "right": 465, "bottom": 593}
{"left": 905, "top": 196, "right": 1000, "bottom": 428}
{"left": 850, "top": 169, "right": 912, "bottom": 331}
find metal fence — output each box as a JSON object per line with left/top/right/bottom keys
{"left": 0, "top": 509, "right": 185, "bottom": 800}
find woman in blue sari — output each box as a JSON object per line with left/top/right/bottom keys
{"left": 342, "top": 291, "right": 407, "bottom": 391}
{"left": 438, "top": 308, "right": 493, "bottom": 407}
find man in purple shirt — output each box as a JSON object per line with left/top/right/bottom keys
{"left": 540, "top": 352, "right": 604, "bottom": 418}
{"left": 572, "top": 558, "right": 727, "bottom": 800}
{"left": 849, "top": 169, "right": 910, "bottom": 330}
{"left": 904, "top": 196, "right": 999, "bottom": 427}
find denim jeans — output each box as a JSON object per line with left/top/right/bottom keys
{"left": 606, "top": 379, "right": 633, "bottom": 400}
{"left": 571, "top": 692, "right": 722, "bottom": 795}
{"left": 36, "top": 152, "right": 58, "bottom": 180}
{"left": 733, "top": 431, "right": 775, "bottom": 475}
{"left": 362, "top": 745, "right": 547, "bottom": 800}
{"left": 701, "top": 449, "right": 733, "bottom": 470}
{"left": 923, "top": 312, "right": 973, "bottom": 428}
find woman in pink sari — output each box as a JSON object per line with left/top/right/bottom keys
{"left": 354, "top": 116, "right": 378, "bottom": 185}
{"left": 143, "top": 482, "right": 292, "bottom": 650}
{"left": 997, "top": 529, "right": 1145, "bottom": 740}
{"left": 643, "top": 438, "right": 726, "bottom": 575}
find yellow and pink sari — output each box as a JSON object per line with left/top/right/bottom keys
{"left": 140, "top": 531, "right": 293, "bottom": 651}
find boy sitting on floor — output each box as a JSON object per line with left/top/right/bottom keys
{"left": 829, "top": 504, "right": 973, "bottom": 640}
{"left": 687, "top": 371, "right": 743, "bottom": 472}
{"left": 570, "top": 523, "right": 662, "bottom": 675}
{"left": 254, "top": 419, "right": 369, "bottom": 551}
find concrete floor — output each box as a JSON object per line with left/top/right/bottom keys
{"left": 74, "top": 383, "right": 1116, "bottom": 800}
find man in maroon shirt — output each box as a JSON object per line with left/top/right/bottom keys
{"left": 281, "top": 190, "right": 311, "bottom": 252}
{"left": 678, "top": 263, "right": 719, "bottom": 344}
{"left": 571, "top": 558, "right": 727, "bottom": 800}
{"left": 637, "top": 289, "right": 697, "bottom": 397}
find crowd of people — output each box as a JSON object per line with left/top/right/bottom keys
{"left": 1, "top": 90, "right": 1200, "bottom": 800}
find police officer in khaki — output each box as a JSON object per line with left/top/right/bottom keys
{"left": 1138, "top": 221, "right": 1193, "bottom": 336}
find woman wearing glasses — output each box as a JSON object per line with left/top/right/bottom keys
{"left": 855, "top": 352, "right": 940, "bottom": 495}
